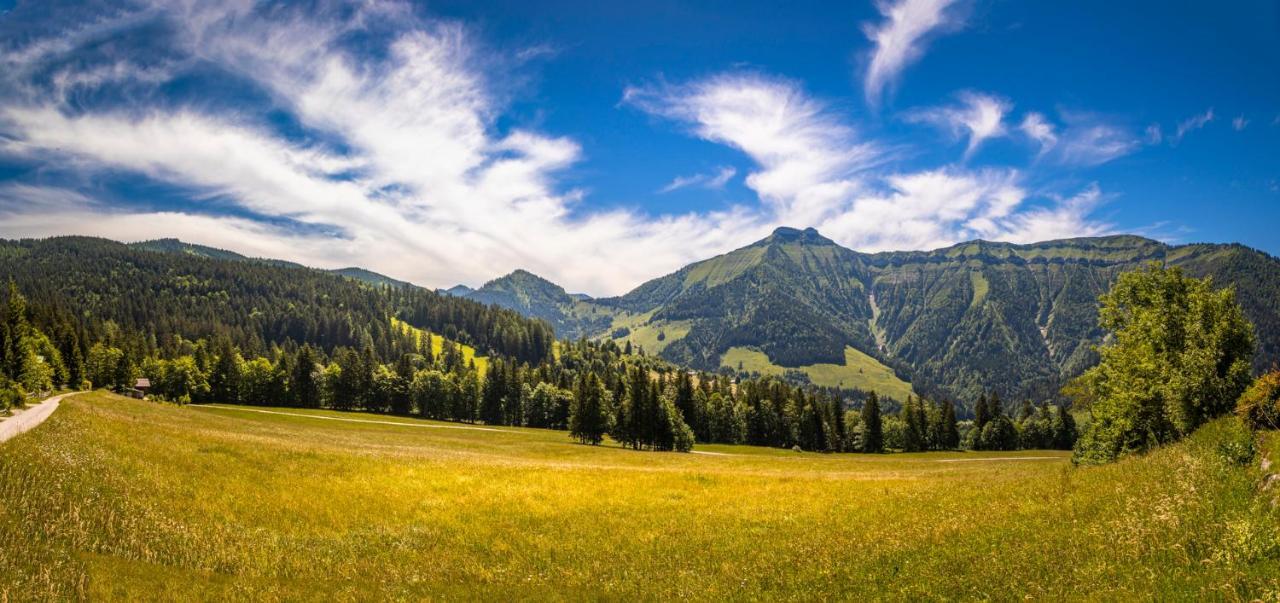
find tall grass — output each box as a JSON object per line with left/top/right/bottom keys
{"left": 1, "top": 392, "right": 1276, "bottom": 600}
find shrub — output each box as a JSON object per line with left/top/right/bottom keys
{"left": 1236, "top": 369, "right": 1280, "bottom": 431}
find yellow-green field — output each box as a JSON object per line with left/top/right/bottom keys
{"left": 721, "top": 345, "right": 916, "bottom": 401}
{"left": 2, "top": 392, "right": 1278, "bottom": 600}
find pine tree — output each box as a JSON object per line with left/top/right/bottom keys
{"left": 570, "top": 372, "right": 609, "bottom": 445}
{"left": 828, "top": 395, "right": 847, "bottom": 452}
{"left": 973, "top": 393, "right": 990, "bottom": 436}
{"left": 902, "top": 396, "right": 924, "bottom": 452}
{"left": 860, "top": 391, "right": 883, "bottom": 453}
{"left": 941, "top": 399, "right": 960, "bottom": 449}
{"left": 292, "top": 345, "right": 320, "bottom": 408}
{"left": 1053, "top": 404, "right": 1078, "bottom": 450}
{"left": 208, "top": 341, "right": 243, "bottom": 404}
{"left": 480, "top": 357, "right": 506, "bottom": 424}
{"left": 391, "top": 353, "right": 414, "bottom": 415}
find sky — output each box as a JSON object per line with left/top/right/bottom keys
{"left": 0, "top": 0, "right": 1277, "bottom": 296}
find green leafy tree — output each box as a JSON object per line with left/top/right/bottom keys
{"left": 979, "top": 415, "right": 1018, "bottom": 451}
{"left": 1073, "top": 263, "right": 1255, "bottom": 465}
{"left": 1236, "top": 369, "right": 1280, "bottom": 430}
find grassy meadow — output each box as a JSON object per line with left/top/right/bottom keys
{"left": 2, "top": 392, "right": 1278, "bottom": 600}
{"left": 720, "top": 345, "right": 916, "bottom": 401}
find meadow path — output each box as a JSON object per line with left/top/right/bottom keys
{"left": 0, "top": 392, "right": 78, "bottom": 444}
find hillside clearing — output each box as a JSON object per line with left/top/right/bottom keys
{"left": 721, "top": 345, "right": 915, "bottom": 401}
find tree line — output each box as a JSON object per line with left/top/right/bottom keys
{"left": 4, "top": 270, "right": 1081, "bottom": 456}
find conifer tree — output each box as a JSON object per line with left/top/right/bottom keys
{"left": 972, "top": 393, "right": 990, "bottom": 448}
{"left": 480, "top": 357, "right": 507, "bottom": 424}
{"left": 292, "top": 345, "right": 320, "bottom": 408}
{"left": 860, "top": 391, "right": 883, "bottom": 453}
{"left": 570, "top": 372, "right": 609, "bottom": 445}
{"left": 941, "top": 399, "right": 960, "bottom": 449}
{"left": 208, "top": 340, "right": 243, "bottom": 405}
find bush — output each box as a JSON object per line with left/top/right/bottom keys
{"left": 1236, "top": 369, "right": 1280, "bottom": 431}
{"left": 0, "top": 383, "right": 24, "bottom": 413}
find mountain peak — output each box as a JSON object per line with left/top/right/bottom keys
{"left": 757, "top": 226, "right": 835, "bottom": 247}
{"left": 479, "top": 269, "right": 569, "bottom": 299}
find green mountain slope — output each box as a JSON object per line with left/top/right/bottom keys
{"left": 453, "top": 270, "right": 616, "bottom": 339}
{"left": 465, "top": 228, "right": 1280, "bottom": 406}
{"left": 131, "top": 239, "right": 416, "bottom": 289}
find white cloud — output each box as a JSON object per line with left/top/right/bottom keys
{"left": 862, "top": 0, "right": 963, "bottom": 107}
{"left": 658, "top": 166, "right": 737, "bottom": 193}
{"left": 988, "top": 184, "right": 1110, "bottom": 243}
{"left": 628, "top": 75, "right": 1110, "bottom": 253}
{"left": 1173, "top": 107, "right": 1214, "bottom": 143}
{"left": 0, "top": 2, "right": 770, "bottom": 296}
{"left": 1054, "top": 112, "right": 1141, "bottom": 166}
{"left": 1232, "top": 116, "right": 1248, "bottom": 131}
{"left": 0, "top": 2, "right": 1114, "bottom": 297}
{"left": 906, "top": 91, "right": 1010, "bottom": 159}
{"left": 1019, "top": 112, "right": 1057, "bottom": 157}
{"left": 1145, "top": 123, "right": 1163, "bottom": 145}
{"left": 624, "top": 73, "right": 882, "bottom": 225}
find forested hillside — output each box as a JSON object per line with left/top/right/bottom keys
{"left": 0, "top": 237, "right": 554, "bottom": 364}
{"left": 455, "top": 269, "right": 613, "bottom": 339}
{"left": 459, "top": 228, "right": 1280, "bottom": 408}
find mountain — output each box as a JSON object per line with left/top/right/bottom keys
{"left": 330, "top": 267, "right": 417, "bottom": 289}
{"left": 131, "top": 239, "right": 417, "bottom": 289}
{"left": 466, "top": 228, "right": 1280, "bottom": 405}
{"left": 454, "top": 269, "right": 614, "bottom": 339}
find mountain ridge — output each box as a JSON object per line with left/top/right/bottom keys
{"left": 456, "top": 229, "right": 1280, "bottom": 404}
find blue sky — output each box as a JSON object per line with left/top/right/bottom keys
{"left": 0, "top": 0, "right": 1276, "bottom": 295}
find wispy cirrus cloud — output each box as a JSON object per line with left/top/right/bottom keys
{"left": 904, "top": 91, "right": 1010, "bottom": 159}
{"left": 0, "top": 0, "right": 1121, "bottom": 295}
{"left": 1054, "top": 111, "right": 1142, "bottom": 167}
{"left": 1145, "top": 123, "right": 1164, "bottom": 145}
{"left": 624, "top": 73, "right": 882, "bottom": 226}
{"left": 626, "top": 74, "right": 1109, "bottom": 251}
{"left": 659, "top": 166, "right": 737, "bottom": 193}
{"left": 1173, "top": 107, "right": 1214, "bottom": 143}
{"left": 1019, "top": 112, "right": 1057, "bottom": 157}
{"left": 862, "top": 0, "right": 965, "bottom": 107}
{"left": 0, "top": 1, "right": 763, "bottom": 295}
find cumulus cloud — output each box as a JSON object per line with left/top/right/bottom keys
{"left": 905, "top": 91, "right": 1010, "bottom": 159}
{"left": 659, "top": 166, "right": 737, "bottom": 193}
{"left": 1173, "top": 108, "right": 1214, "bottom": 143}
{"left": 862, "top": 0, "right": 964, "bottom": 107}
